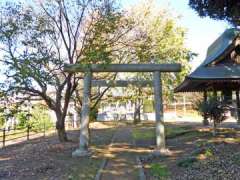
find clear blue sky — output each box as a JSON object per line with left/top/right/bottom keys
{"left": 120, "top": 0, "right": 230, "bottom": 71}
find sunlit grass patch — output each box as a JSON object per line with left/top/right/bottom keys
{"left": 175, "top": 128, "right": 212, "bottom": 140}
{"left": 132, "top": 128, "right": 155, "bottom": 140}
{"left": 149, "top": 163, "right": 170, "bottom": 178}
{"left": 132, "top": 125, "right": 193, "bottom": 141}
{"left": 166, "top": 126, "right": 192, "bottom": 138}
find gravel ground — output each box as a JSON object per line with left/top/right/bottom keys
{"left": 134, "top": 122, "right": 240, "bottom": 180}
{"left": 0, "top": 122, "right": 117, "bottom": 180}
{"left": 175, "top": 143, "right": 240, "bottom": 180}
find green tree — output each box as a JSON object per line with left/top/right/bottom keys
{"left": 115, "top": 1, "right": 192, "bottom": 122}
{"left": 189, "top": 0, "right": 240, "bottom": 26}
{"left": 0, "top": 0, "right": 132, "bottom": 141}
{"left": 16, "top": 111, "right": 29, "bottom": 129}
{"left": 29, "top": 104, "right": 53, "bottom": 132}
{"left": 128, "top": 1, "right": 192, "bottom": 98}
{"left": 0, "top": 110, "right": 5, "bottom": 128}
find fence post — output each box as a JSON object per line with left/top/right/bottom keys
{"left": 27, "top": 126, "right": 30, "bottom": 140}
{"left": 2, "top": 128, "right": 5, "bottom": 148}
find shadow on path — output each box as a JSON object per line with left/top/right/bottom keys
{"left": 100, "top": 127, "right": 139, "bottom": 180}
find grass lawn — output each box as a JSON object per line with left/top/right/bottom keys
{"left": 149, "top": 163, "right": 170, "bottom": 179}
{"left": 132, "top": 123, "right": 194, "bottom": 141}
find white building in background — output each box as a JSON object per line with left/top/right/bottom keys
{"left": 96, "top": 85, "right": 158, "bottom": 121}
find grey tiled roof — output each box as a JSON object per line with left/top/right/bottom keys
{"left": 201, "top": 28, "right": 240, "bottom": 66}
{"left": 175, "top": 28, "right": 240, "bottom": 92}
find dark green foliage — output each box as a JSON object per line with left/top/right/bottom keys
{"left": 90, "top": 107, "right": 98, "bottom": 122}
{"left": 177, "top": 156, "right": 198, "bottom": 168}
{"left": 189, "top": 0, "right": 240, "bottom": 26}
{"left": 195, "top": 97, "right": 229, "bottom": 126}
{"left": 233, "top": 152, "right": 240, "bottom": 165}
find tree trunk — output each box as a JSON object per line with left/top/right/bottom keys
{"left": 134, "top": 88, "right": 142, "bottom": 124}
{"left": 133, "top": 102, "right": 141, "bottom": 124}
{"left": 203, "top": 91, "right": 209, "bottom": 126}
{"left": 57, "top": 127, "right": 68, "bottom": 142}
{"left": 55, "top": 110, "right": 68, "bottom": 142}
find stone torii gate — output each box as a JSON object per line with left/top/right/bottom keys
{"left": 64, "top": 64, "right": 181, "bottom": 156}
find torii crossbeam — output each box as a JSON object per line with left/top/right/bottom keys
{"left": 64, "top": 63, "right": 181, "bottom": 156}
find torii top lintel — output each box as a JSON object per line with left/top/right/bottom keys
{"left": 64, "top": 63, "right": 181, "bottom": 73}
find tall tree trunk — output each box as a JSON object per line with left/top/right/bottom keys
{"left": 134, "top": 98, "right": 141, "bottom": 124}
{"left": 203, "top": 91, "right": 209, "bottom": 126}
{"left": 212, "top": 120, "right": 217, "bottom": 136}
{"left": 55, "top": 110, "right": 68, "bottom": 142}
{"left": 134, "top": 88, "right": 142, "bottom": 124}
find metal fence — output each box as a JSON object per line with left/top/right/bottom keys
{"left": 0, "top": 125, "right": 56, "bottom": 148}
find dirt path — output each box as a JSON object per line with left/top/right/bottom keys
{"left": 100, "top": 126, "right": 139, "bottom": 180}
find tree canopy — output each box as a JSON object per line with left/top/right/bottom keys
{"left": 124, "top": 1, "right": 192, "bottom": 101}
{"left": 189, "top": 0, "right": 240, "bottom": 26}
{"left": 0, "top": 0, "right": 132, "bottom": 141}
{"left": 0, "top": 0, "right": 193, "bottom": 140}
{"left": 96, "top": 1, "right": 193, "bottom": 123}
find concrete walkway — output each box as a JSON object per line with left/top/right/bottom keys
{"left": 100, "top": 127, "right": 139, "bottom": 180}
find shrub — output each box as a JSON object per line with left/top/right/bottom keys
{"left": 195, "top": 97, "right": 229, "bottom": 135}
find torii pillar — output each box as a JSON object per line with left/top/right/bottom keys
{"left": 154, "top": 71, "right": 165, "bottom": 149}
{"left": 72, "top": 72, "right": 92, "bottom": 156}
{"left": 64, "top": 64, "right": 181, "bottom": 156}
